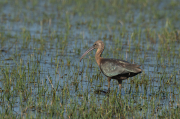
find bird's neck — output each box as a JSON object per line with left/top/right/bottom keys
{"left": 95, "top": 48, "right": 103, "bottom": 66}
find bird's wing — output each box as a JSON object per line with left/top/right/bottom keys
{"left": 100, "top": 58, "right": 141, "bottom": 77}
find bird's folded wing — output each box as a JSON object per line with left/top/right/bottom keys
{"left": 100, "top": 58, "right": 140, "bottom": 77}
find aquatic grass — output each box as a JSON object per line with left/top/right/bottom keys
{"left": 0, "top": 0, "right": 180, "bottom": 118}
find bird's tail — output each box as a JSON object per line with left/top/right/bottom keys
{"left": 134, "top": 67, "right": 142, "bottom": 73}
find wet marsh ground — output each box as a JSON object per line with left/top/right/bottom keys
{"left": 0, "top": 0, "right": 180, "bottom": 118}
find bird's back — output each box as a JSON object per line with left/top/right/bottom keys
{"left": 100, "top": 58, "right": 142, "bottom": 78}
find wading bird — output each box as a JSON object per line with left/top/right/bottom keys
{"left": 80, "top": 40, "right": 142, "bottom": 91}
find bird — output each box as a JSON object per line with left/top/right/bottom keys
{"left": 80, "top": 40, "right": 142, "bottom": 92}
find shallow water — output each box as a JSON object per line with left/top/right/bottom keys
{"left": 0, "top": 0, "right": 180, "bottom": 118}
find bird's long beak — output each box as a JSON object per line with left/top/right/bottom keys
{"left": 80, "top": 46, "right": 95, "bottom": 62}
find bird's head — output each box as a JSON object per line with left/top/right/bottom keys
{"left": 80, "top": 40, "right": 104, "bottom": 62}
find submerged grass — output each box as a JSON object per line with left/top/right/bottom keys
{"left": 0, "top": 0, "right": 180, "bottom": 118}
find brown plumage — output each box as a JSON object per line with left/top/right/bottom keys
{"left": 80, "top": 40, "right": 142, "bottom": 91}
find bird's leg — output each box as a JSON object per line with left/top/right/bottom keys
{"left": 118, "top": 80, "right": 123, "bottom": 97}
{"left": 108, "top": 77, "right": 111, "bottom": 92}
{"left": 118, "top": 80, "right": 122, "bottom": 90}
